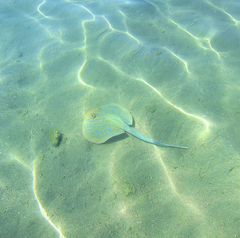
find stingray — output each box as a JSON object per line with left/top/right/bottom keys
{"left": 82, "top": 104, "right": 187, "bottom": 149}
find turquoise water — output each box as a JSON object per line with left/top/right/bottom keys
{"left": 1, "top": 0, "right": 240, "bottom": 237}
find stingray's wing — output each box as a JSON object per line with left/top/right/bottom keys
{"left": 98, "top": 104, "right": 133, "bottom": 126}
{"left": 82, "top": 117, "right": 124, "bottom": 144}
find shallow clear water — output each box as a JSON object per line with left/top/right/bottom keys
{"left": 1, "top": 0, "right": 240, "bottom": 237}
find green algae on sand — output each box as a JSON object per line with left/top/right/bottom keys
{"left": 49, "top": 129, "right": 62, "bottom": 147}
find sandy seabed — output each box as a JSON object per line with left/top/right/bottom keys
{"left": 0, "top": 0, "right": 240, "bottom": 237}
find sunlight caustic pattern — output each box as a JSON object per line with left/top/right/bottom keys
{"left": 118, "top": 10, "right": 142, "bottom": 45}
{"left": 144, "top": 0, "right": 222, "bottom": 59}
{"left": 9, "top": 153, "right": 31, "bottom": 171}
{"left": 3, "top": 0, "right": 239, "bottom": 236}
{"left": 163, "top": 47, "right": 191, "bottom": 74}
{"left": 101, "top": 14, "right": 141, "bottom": 45}
{"left": 98, "top": 56, "right": 212, "bottom": 138}
{"left": 136, "top": 78, "right": 212, "bottom": 136}
{"left": 204, "top": 0, "right": 240, "bottom": 27}
{"left": 108, "top": 148, "right": 135, "bottom": 222}
{"left": 76, "top": 4, "right": 141, "bottom": 89}
{"left": 5, "top": 152, "right": 65, "bottom": 237}
{"left": 76, "top": 5, "right": 97, "bottom": 89}
{"left": 153, "top": 148, "right": 203, "bottom": 218}
{"left": 33, "top": 160, "right": 66, "bottom": 238}
{"left": 168, "top": 18, "right": 221, "bottom": 59}
{"left": 37, "top": 0, "right": 55, "bottom": 20}
{"left": 106, "top": 135, "right": 205, "bottom": 236}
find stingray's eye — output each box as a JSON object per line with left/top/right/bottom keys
{"left": 90, "top": 112, "right": 96, "bottom": 119}
{"left": 85, "top": 110, "right": 96, "bottom": 120}
{"left": 84, "top": 111, "right": 97, "bottom": 120}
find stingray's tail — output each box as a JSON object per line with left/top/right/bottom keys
{"left": 124, "top": 126, "right": 188, "bottom": 149}
{"left": 152, "top": 140, "right": 188, "bottom": 149}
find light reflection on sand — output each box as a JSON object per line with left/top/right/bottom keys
{"left": 204, "top": 0, "right": 240, "bottom": 27}
{"left": 33, "top": 160, "right": 66, "bottom": 238}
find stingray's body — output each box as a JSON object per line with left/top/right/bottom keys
{"left": 82, "top": 104, "right": 187, "bottom": 149}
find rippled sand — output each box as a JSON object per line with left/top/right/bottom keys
{"left": 0, "top": 0, "right": 240, "bottom": 237}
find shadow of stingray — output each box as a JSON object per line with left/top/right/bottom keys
{"left": 104, "top": 133, "right": 129, "bottom": 144}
